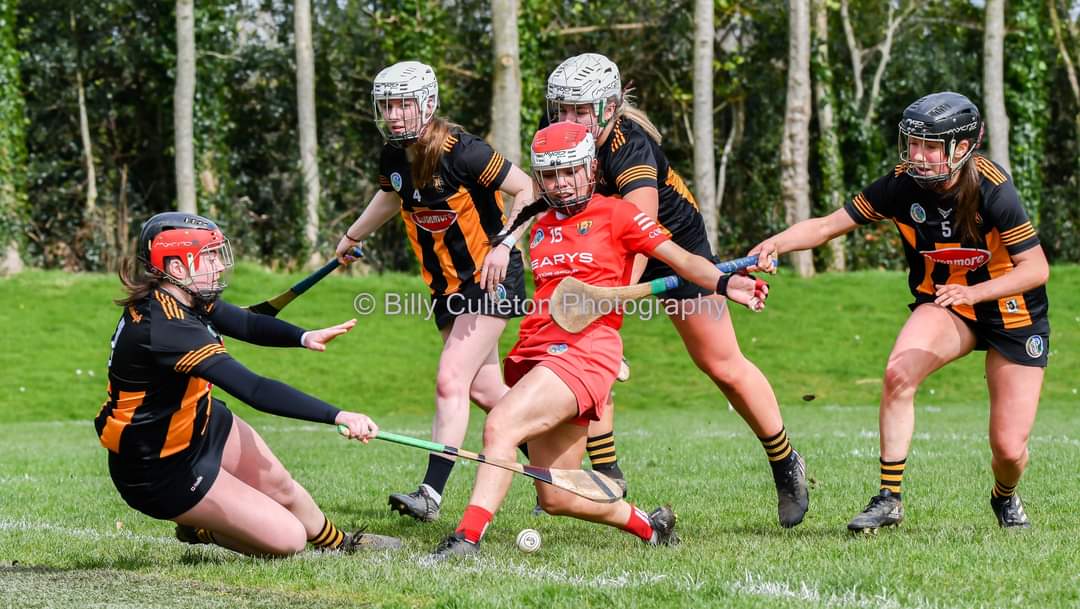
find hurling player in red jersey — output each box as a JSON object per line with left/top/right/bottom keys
{"left": 430, "top": 122, "right": 767, "bottom": 559}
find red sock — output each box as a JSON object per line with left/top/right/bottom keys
{"left": 455, "top": 504, "right": 493, "bottom": 544}
{"left": 621, "top": 504, "right": 654, "bottom": 542}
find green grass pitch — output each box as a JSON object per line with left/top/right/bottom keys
{"left": 1, "top": 265, "right": 1078, "bottom": 608}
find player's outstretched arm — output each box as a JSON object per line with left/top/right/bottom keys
{"left": 647, "top": 241, "right": 767, "bottom": 311}
{"left": 336, "top": 190, "right": 401, "bottom": 264}
{"left": 199, "top": 356, "right": 343, "bottom": 424}
{"left": 749, "top": 208, "right": 858, "bottom": 272}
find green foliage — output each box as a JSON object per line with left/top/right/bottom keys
{"left": 0, "top": 0, "right": 27, "bottom": 251}
{"left": 1005, "top": 0, "right": 1051, "bottom": 222}
{"left": 4, "top": 0, "right": 1079, "bottom": 271}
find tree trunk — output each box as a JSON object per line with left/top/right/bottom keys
{"left": 812, "top": 0, "right": 845, "bottom": 272}
{"left": 0, "top": 0, "right": 26, "bottom": 274}
{"left": 715, "top": 101, "right": 743, "bottom": 216}
{"left": 71, "top": 11, "right": 96, "bottom": 214}
{"left": 983, "top": 0, "right": 1010, "bottom": 172}
{"left": 174, "top": 0, "right": 196, "bottom": 213}
{"left": 295, "top": 0, "right": 321, "bottom": 266}
{"left": 76, "top": 69, "right": 97, "bottom": 214}
{"left": 490, "top": 0, "right": 522, "bottom": 165}
{"left": 780, "top": 0, "right": 814, "bottom": 277}
{"left": 693, "top": 0, "right": 717, "bottom": 253}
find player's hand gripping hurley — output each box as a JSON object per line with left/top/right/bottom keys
{"left": 550, "top": 254, "right": 764, "bottom": 333}
{"left": 337, "top": 425, "right": 623, "bottom": 503}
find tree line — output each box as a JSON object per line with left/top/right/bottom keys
{"left": 0, "top": 0, "right": 1077, "bottom": 276}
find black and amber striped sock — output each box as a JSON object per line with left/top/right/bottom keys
{"left": 992, "top": 479, "right": 1017, "bottom": 499}
{"left": 309, "top": 516, "right": 346, "bottom": 550}
{"left": 760, "top": 427, "right": 793, "bottom": 465}
{"left": 587, "top": 432, "right": 620, "bottom": 473}
{"left": 195, "top": 528, "right": 216, "bottom": 544}
{"left": 879, "top": 457, "right": 906, "bottom": 498}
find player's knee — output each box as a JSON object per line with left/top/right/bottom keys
{"left": 435, "top": 368, "right": 470, "bottom": 403}
{"left": 698, "top": 356, "right": 743, "bottom": 389}
{"left": 990, "top": 435, "right": 1029, "bottom": 467}
{"left": 261, "top": 520, "right": 307, "bottom": 556}
{"left": 882, "top": 363, "right": 918, "bottom": 400}
{"left": 481, "top": 414, "right": 523, "bottom": 452}
{"left": 536, "top": 487, "right": 574, "bottom": 515}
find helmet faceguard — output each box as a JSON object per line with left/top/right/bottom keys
{"left": 372, "top": 61, "right": 439, "bottom": 147}
{"left": 898, "top": 92, "right": 983, "bottom": 187}
{"left": 137, "top": 212, "right": 234, "bottom": 303}
{"left": 545, "top": 53, "right": 621, "bottom": 138}
{"left": 531, "top": 122, "right": 597, "bottom": 216}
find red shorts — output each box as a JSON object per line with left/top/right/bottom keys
{"left": 504, "top": 325, "right": 622, "bottom": 426}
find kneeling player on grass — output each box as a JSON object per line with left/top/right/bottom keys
{"left": 750, "top": 92, "right": 1050, "bottom": 532}
{"left": 432, "top": 122, "right": 769, "bottom": 559}
{"left": 95, "top": 212, "right": 400, "bottom": 556}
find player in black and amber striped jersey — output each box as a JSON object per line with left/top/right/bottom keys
{"left": 97, "top": 212, "right": 399, "bottom": 556}
{"left": 751, "top": 92, "right": 1049, "bottom": 532}
{"left": 537, "top": 53, "right": 808, "bottom": 528}
{"left": 334, "top": 61, "right": 534, "bottom": 522}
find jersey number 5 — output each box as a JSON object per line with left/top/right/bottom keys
{"left": 941, "top": 220, "right": 952, "bottom": 238}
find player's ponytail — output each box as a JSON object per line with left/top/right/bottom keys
{"left": 410, "top": 116, "right": 462, "bottom": 189}
{"left": 489, "top": 199, "right": 551, "bottom": 247}
{"left": 615, "top": 86, "right": 662, "bottom": 144}
{"left": 115, "top": 257, "right": 161, "bottom": 307}
{"left": 953, "top": 155, "right": 983, "bottom": 246}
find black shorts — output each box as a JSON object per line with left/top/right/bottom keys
{"left": 431, "top": 248, "right": 527, "bottom": 330}
{"left": 640, "top": 231, "right": 720, "bottom": 301}
{"left": 107, "top": 400, "right": 234, "bottom": 520}
{"left": 910, "top": 299, "right": 1051, "bottom": 368}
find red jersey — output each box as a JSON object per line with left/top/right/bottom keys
{"left": 519, "top": 195, "right": 670, "bottom": 343}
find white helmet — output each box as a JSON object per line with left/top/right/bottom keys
{"left": 372, "top": 61, "right": 439, "bottom": 146}
{"left": 545, "top": 53, "right": 621, "bottom": 137}
{"left": 531, "top": 121, "right": 597, "bottom": 215}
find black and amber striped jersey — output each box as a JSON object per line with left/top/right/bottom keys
{"left": 594, "top": 117, "right": 706, "bottom": 246}
{"left": 844, "top": 157, "right": 1047, "bottom": 328}
{"left": 379, "top": 130, "right": 514, "bottom": 296}
{"left": 95, "top": 289, "right": 229, "bottom": 462}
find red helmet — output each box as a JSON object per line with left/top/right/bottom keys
{"left": 137, "top": 212, "right": 234, "bottom": 301}
{"left": 531, "top": 121, "right": 597, "bottom": 215}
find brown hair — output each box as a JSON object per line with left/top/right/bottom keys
{"left": 115, "top": 258, "right": 160, "bottom": 307}
{"left": 410, "top": 116, "right": 461, "bottom": 189}
{"left": 951, "top": 155, "right": 983, "bottom": 246}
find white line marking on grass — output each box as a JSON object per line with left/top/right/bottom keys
{"left": 731, "top": 572, "right": 945, "bottom": 609}
{"left": 415, "top": 553, "right": 668, "bottom": 588}
{"left": 0, "top": 518, "right": 175, "bottom": 547}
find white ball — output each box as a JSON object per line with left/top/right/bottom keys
{"left": 515, "top": 528, "right": 541, "bottom": 553}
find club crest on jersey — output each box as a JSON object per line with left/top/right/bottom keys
{"left": 577, "top": 220, "right": 592, "bottom": 235}
{"left": 412, "top": 210, "right": 459, "bottom": 233}
{"left": 531, "top": 229, "right": 545, "bottom": 247}
{"left": 1025, "top": 335, "right": 1044, "bottom": 359}
{"left": 919, "top": 247, "right": 991, "bottom": 270}
{"left": 432, "top": 175, "right": 444, "bottom": 191}
{"left": 910, "top": 203, "right": 927, "bottom": 223}
{"left": 390, "top": 172, "right": 403, "bottom": 192}
{"left": 547, "top": 343, "right": 569, "bottom": 355}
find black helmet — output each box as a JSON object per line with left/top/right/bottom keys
{"left": 898, "top": 92, "right": 983, "bottom": 186}
{"left": 136, "top": 212, "right": 233, "bottom": 302}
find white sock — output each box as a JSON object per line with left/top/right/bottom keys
{"left": 421, "top": 483, "right": 442, "bottom": 505}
